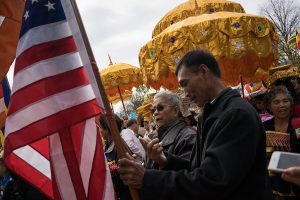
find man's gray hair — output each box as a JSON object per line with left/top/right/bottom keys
{"left": 154, "top": 91, "right": 182, "bottom": 108}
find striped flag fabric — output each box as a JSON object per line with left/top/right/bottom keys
{"left": 0, "top": 76, "right": 11, "bottom": 147}
{"left": 0, "top": 0, "right": 25, "bottom": 80}
{"left": 4, "top": 0, "right": 115, "bottom": 199}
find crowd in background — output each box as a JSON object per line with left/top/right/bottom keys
{"left": 99, "top": 52, "right": 300, "bottom": 200}
{"left": 1, "top": 50, "right": 300, "bottom": 199}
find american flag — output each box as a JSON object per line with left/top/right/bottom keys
{"left": 4, "top": 0, "right": 115, "bottom": 199}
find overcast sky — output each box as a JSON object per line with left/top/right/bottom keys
{"left": 75, "top": 0, "right": 267, "bottom": 69}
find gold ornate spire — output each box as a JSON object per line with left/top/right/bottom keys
{"left": 108, "top": 54, "right": 113, "bottom": 65}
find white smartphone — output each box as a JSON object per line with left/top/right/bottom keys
{"left": 268, "top": 151, "right": 300, "bottom": 173}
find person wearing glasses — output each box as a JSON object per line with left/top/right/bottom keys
{"left": 142, "top": 91, "right": 196, "bottom": 170}
{"left": 118, "top": 50, "right": 269, "bottom": 200}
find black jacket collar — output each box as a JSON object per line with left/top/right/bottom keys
{"left": 202, "top": 88, "right": 241, "bottom": 121}
{"left": 158, "top": 120, "right": 186, "bottom": 146}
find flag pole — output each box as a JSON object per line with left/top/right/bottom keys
{"left": 240, "top": 75, "right": 245, "bottom": 99}
{"left": 117, "top": 86, "right": 128, "bottom": 116}
{"left": 68, "top": 0, "right": 140, "bottom": 199}
{"left": 110, "top": 102, "right": 115, "bottom": 113}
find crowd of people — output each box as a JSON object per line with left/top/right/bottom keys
{"left": 1, "top": 50, "right": 300, "bottom": 199}
{"left": 102, "top": 50, "right": 300, "bottom": 200}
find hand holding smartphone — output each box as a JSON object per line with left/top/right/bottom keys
{"left": 268, "top": 151, "right": 300, "bottom": 173}
{"left": 282, "top": 167, "right": 300, "bottom": 186}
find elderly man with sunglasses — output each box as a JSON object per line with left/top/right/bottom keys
{"left": 118, "top": 50, "right": 269, "bottom": 200}
{"left": 143, "top": 91, "right": 196, "bottom": 170}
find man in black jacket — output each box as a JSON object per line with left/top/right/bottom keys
{"left": 118, "top": 50, "right": 269, "bottom": 200}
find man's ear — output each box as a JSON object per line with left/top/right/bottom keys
{"left": 198, "top": 64, "right": 211, "bottom": 80}
{"left": 199, "top": 64, "right": 209, "bottom": 75}
{"left": 175, "top": 106, "right": 181, "bottom": 116}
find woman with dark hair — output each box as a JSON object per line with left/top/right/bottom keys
{"left": 263, "top": 85, "right": 300, "bottom": 199}
{"left": 264, "top": 86, "right": 300, "bottom": 152}
{"left": 99, "top": 114, "right": 132, "bottom": 200}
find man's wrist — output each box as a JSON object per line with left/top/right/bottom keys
{"left": 158, "top": 156, "right": 168, "bottom": 169}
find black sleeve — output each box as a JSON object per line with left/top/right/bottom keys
{"left": 173, "top": 128, "right": 196, "bottom": 161}
{"left": 162, "top": 153, "right": 190, "bottom": 171}
{"left": 145, "top": 129, "right": 195, "bottom": 170}
{"left": 140, "top": 109, "right": 263, "bottom": 200}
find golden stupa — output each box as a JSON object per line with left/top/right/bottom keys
{"left": 152, "top": 0, "right": 245, "bottom": 37}
{"left": 100, "top": 58, "right": 142, "bottom": 98}
{"left": 137, "top": 96, "right": 154, "bottom": 122}
{"left": 140, "top": 0, "right": 279, "bottom": 88}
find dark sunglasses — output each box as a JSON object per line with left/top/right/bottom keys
{"left": 150, "top": 105, "right": 174, "bottom": 113}
{"left": 291, "top": 76, "right": 300, "bottom": 81}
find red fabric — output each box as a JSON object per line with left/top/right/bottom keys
{"left": 14, "top": 36, "right": 77, "bottom": 75}
{"left": 5, "top": 100, "right": 101, "bottom": 155}
{"left": 87, "top": 132, "right": 106, "bottom": 200}
{"left": 9, "top": 67, "right": 89, "bottom": 114}
{"left": 30, "top": 138, "right": 50, "bottom": 160}
{"left": 59, "top": 129, "right": 87, "bottom": 199}
{"left": 291, "top": 103, "right": 300, "bottom": 118}
{"left": 5, "top": 152, "right": 53, "bottom": 198}
{"left": 292, "top": 117, "right": 300, "bottom": 130}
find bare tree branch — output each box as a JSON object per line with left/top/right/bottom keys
{"left": 260, "top": 0, "right": 300, "bottom": 66}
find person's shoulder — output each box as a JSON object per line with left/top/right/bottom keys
{"left": 121, "top": 128, "right": 136, "bottom": 137}
{"left": 227, "top": 97, "right": 259, "bottom": 115}
{"left": 120, "top": 128, "right": 130, "bottom": 136}
{"left": 218, "top": 105, "right": 261, "bottom": 126}
{"left": 181, "top": 127, "right": 197, "bottom": 141}
{"left": 182, "top": 126, "right": 197, "bottom": 135}
{"left": 121, "top": 128, "right": 130, "bottom": 133}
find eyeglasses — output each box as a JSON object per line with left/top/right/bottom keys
{"left": 150, "top": 105, "right": 174, "bottom": 113}
{"left": 291, "top": 76, "right": 300, "bottom": 81}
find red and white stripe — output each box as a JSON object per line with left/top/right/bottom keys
{"left": 4, "top": 1, "right": 114, "bottom": 199}
{"left": 49, "top": 119, "right": 115, "bottom": 200}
